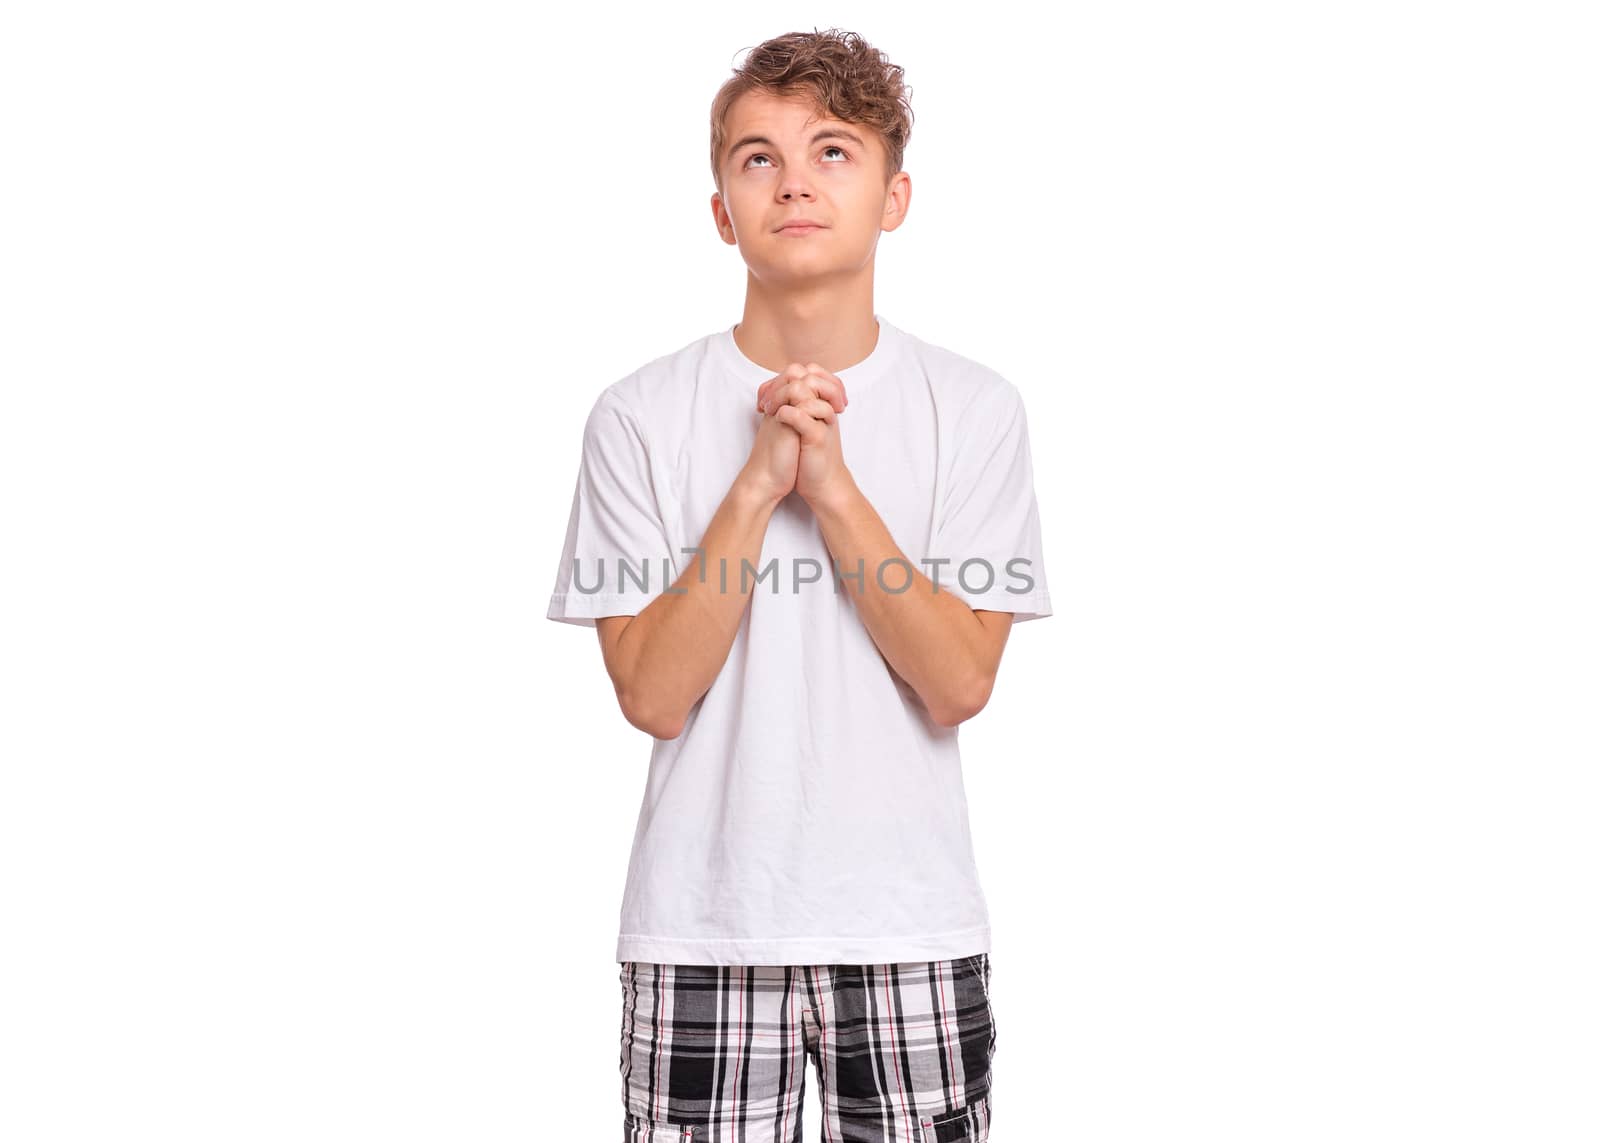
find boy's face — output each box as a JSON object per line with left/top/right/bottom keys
{"left": 712, "top": 90, "right": 909, "bottom": 285}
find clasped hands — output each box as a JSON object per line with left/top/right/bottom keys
{"left": 749, "top": 362, "right": 854, "bottom": 508}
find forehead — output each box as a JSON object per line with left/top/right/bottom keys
{"left": 723, "top": 89, "right": 872, "bottom": 149}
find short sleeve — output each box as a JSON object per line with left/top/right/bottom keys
{"left": 546, "top": 387, "right": 677, "bottom": 627}
{"left": 926, "top": 380, "right": 1053, "bottom": 622}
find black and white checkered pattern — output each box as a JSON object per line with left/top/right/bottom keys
{"left": 621, "top": 955, "right": 995, "bottom": 1141}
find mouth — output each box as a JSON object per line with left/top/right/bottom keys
{"left": 776, "top": 222, "right": 828, "bottom": 236}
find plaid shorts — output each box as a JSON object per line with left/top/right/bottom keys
{"left": 619, "top": 954, "right": 995, "bottom": 1142}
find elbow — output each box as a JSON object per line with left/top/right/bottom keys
{"left": 928, "top": 671, "right": 997, "bottom": 729}
{"left": 617, "top": 686, "right": 687, "bottom": 740}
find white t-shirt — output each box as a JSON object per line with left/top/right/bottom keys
{"left": 547, "top": 314, "right": 1052, "bottom": 965}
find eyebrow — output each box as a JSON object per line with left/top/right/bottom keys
{"left": 727, "top": 127, "right": 867, "bottom": 159}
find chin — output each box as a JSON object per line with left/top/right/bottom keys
{"left": 754, "top": 261, "right": 848, "bottom": 286}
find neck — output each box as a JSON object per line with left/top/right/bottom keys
{"left": 732, "top": 277, "right": 880, "bottom": 376}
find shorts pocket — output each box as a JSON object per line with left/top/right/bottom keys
{"left": 971, "top": 956, "right": 995, "bottom": 1062}
{"left": 623, "top": 1113, "right": 698, "bottom": 1142}
{"left": 918, "top": 1092, "right": 991, "bottom": 1142}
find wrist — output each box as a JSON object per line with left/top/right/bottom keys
{"left": 733, "top": 470, "right": 786, "bottom": 513}
{"left": 803, "top": 471, "right": 859, "bottom": 519}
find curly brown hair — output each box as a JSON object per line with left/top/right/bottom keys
{"left": 709, "top": 28, "right": 914, "bottom": 194}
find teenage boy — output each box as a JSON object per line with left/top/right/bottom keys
{"left": 547, "top": 28, "right": 1051, "bottom": 1143}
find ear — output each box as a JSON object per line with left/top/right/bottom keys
{"left": 711, "top": 192, "right": 738, "bottom": 246}
{"left": 881, "top": 170, "right": 912, "bottom": 233}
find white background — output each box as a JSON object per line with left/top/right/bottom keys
{"left": 3, "top": 3, "right": 1596, "bottom": 1140}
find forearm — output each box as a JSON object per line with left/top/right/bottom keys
{"left": 611, "top": 474, "right": 781, "bottom": 737}
{"left": 807, "top": 471, "right": 994, "bottom": 726}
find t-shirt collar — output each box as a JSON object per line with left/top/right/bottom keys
{"left": 714, "top": 313, "right": 904, "bottom": 393}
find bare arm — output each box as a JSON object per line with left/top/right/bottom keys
{"left": 595, "top": 478, "right": 780, "bottom": 739}
{"left": 808, "top": 473, "right": 1014, "bottom": 727}
{"left": 752, "top": 367, "right": 1015, "bottom": 728}
{"left": 592, "top": 396, "right": 825, "bottom": 740}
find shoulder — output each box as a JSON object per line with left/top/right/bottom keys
{"left": 591, "top": 329, "right": 721, "bottom": 419}
{"left": 892, "top": 322, "right": 1025, "bottom": 421}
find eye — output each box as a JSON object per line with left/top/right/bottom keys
{"left": 742, "top": 146, "right": 849, "bottom": 170}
